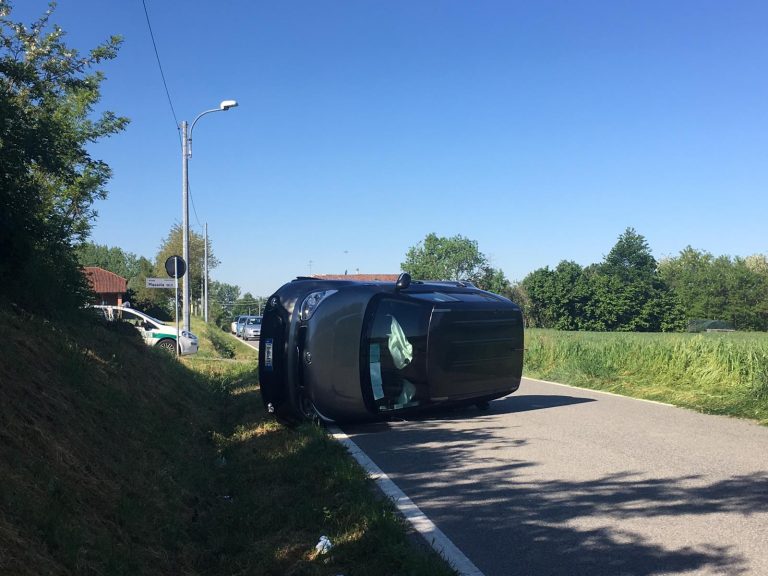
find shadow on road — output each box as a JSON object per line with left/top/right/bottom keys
{"left": 342, "top": 401, "right": 767, "bottom": 575}
{"left": 493, "top": 393, "right": 596, "bottom": 413}
{"left": 343, "top": 393, "right": 596, "bottom": 435}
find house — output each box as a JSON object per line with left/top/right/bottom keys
{"left": 84, "top": 266, "right": 128, "bottom": 306}
{"left": 313, "top": 274, "right": 400, "bottom": 282}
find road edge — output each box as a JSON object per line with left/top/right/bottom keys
{"left": 328, "top": 425, "right": 485, "bottom": 576}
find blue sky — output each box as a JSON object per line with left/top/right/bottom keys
{"left": 14, "top": 1, "right": 768, "bottom": 297}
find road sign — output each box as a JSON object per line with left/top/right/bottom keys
{"left": 146, "top": 277, "right": 175, "bottom": 289}
{"left": 165, "top": 255, "right": 186, "bottom": 278}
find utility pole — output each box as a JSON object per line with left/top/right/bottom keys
{"left": 181, "top": 120, "right": 190, "bottom": 331}
{"left": 204, "top": 222, "right": 209, "bottom": 323}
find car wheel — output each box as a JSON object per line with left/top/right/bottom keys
{"left": 157, "top": 339, "right": 178, "bottom": 354}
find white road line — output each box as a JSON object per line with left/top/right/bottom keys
{"left": 523, "top": 376, "right": 674, "bottom": 407}
{"left": 329, "top": 425, "right": 485, "bottom": 576}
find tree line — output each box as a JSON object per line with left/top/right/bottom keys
{"left": 517, "top": 229, "right": 768, "bottom": 332}
{"left": 403, "top": 230, "right": 768, "bottom": 332}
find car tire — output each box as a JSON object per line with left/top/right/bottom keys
{"left": 476, "top": 400, "right": 490, "bottom": 411}
{"left": 157, "top": 339, "right": 178, "bottom": 354}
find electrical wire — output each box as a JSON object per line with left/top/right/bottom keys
{"left": 140, "top": 0, "right": 180, "bottom": 141}
{"left": 141, "top": 2, "right": 207, "bottom": 246}
{"left": 187, "top": 182, "right": 204, "bottom": 230}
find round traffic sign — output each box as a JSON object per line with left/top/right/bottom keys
{"left": 165, "top": 255, "right": 186, "bottom": 278}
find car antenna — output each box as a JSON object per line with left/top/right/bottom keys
{"left": 395, "top": 273, "right": 411, "bottom": 292}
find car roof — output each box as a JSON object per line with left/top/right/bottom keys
{"left": 92, "top": 305, "right": 158, "bottom": 319}
{"left": 290, "top": 276, "right": 480, "bottom": 292}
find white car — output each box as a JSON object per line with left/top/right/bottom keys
{"left": 94, "top": 305, "right": 199, "bottom": 355}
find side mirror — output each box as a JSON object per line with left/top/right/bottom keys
{"left": 395, "top": 273, "right": 411, "bottom": 292}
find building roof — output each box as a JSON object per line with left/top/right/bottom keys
{"left": 84, "top": 267, "right": 127, "bottom": 294}
{"left": 313, "top": 274, "right": 400, "bottom": 282}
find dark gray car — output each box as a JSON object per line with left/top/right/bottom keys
{"left": 258, "top": 274, "right": 524, "bottom": 423}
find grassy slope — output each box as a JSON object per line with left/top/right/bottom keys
{"left": 524, "top": 328, "right": 768, "bottom": 425}
{"left": 0, "top": 308, "right": 455, "bottom": 575}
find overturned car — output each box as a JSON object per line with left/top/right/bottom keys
{"left": 258, "top": 274, "right": 524, "bottom": 423}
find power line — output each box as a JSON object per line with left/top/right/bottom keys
{"left": 141, "top": 0, "right": 180, "bottom": 140}
{"left": 188, "top": 182, "right": 203, "bottom": 229}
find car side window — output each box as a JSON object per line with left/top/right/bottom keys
{"left": 120, "top": 310, "right": 145, "bottom": 328}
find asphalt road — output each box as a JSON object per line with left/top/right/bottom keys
{"left": 341, "top": 377, "right": 768, "bottom": 576}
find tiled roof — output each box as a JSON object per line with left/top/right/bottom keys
{"left": 313, "top": 274, "right": 400, "bottom": 282}
{"left": 84, "top": 267, "right": 127, "bottom": 294}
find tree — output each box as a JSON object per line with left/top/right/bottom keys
{"left": 233, "top": 292, "right": 265, "bottom": 316}
{"left": 522, "top": 228, "right": 685, "bottom": 332}
{"left": 77, "top": 242, "right": 141, "bottom": 280}
{"left": 401, "top": 233, "right": 511, "bottom": 293}
{"left": 0, "top": 2, "right": 128, "bottom": 313}
{"left": 207, "top": 280, "right": 241, "bottom": 329}
{"left": 591, "top": 228, "right": 684, "bottom": 331}
{"left": 210, "top": 281, "right": 240, "bottom": 312}
{"left": 521, "top": 261, "right": 596, "bottom": 330}
{"left": 660, "top": 248, "right": 768, "bottom": 331}
{"left": 477, "top": 265, "right": 512, "bottom": 296}
{"left": 658, "top": 247, "right": 715, "bottom": 321}
{"left": 601, "top": 227, "right": 657, "bottom": 283}
{"left": 154, "top": 224, "right": 219, "bottom": 303}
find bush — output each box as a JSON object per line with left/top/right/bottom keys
{"left": 206, "top": 325, "right": 235, "bottom": 359}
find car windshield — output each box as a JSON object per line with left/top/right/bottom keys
{"left": 142, "top": 313, "right": 166, "bottom": 325}
{"left": 246, "top": 317, "right": 261, "bottom": 325}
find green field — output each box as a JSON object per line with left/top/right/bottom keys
{"left": 523, "top": 329, "right": 768, "bottom": 425}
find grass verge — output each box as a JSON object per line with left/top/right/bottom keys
{"left": 524, "top": 328, "right": 768, "bottom": 425}
{"left": 184, "top": 318, "right": 456, "bottom": 575}
{"left": 0, "top": 307, "right": 456, "bottom": 575}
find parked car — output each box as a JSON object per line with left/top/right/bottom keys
{"left": 258, "top": 274, "right": 524, "bottom": 423}
{"left": 231, "top": 315, "right": 246, "bottom": 334}
{"left": 94, "top": 305, "right": 199, "bottom": 355}
{"left": 242, "top": 316, "right": 262, "bottom": 341}
{"left": 235, "top": 315, "right": 250, "bottom": 338}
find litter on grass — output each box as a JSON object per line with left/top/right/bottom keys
{"left": 315, "top": 535, "right": 333, "bottom": 554}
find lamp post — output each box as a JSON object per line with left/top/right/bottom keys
{"left": 181, "top": 100, "right": 237, "bottom": 332}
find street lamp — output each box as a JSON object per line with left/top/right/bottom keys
{"left": 181, "top": 99, "right": 238, "bottom": 331}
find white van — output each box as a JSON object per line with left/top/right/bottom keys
{"left": 94, "top": 305, "right": 199, "bottom": 355}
